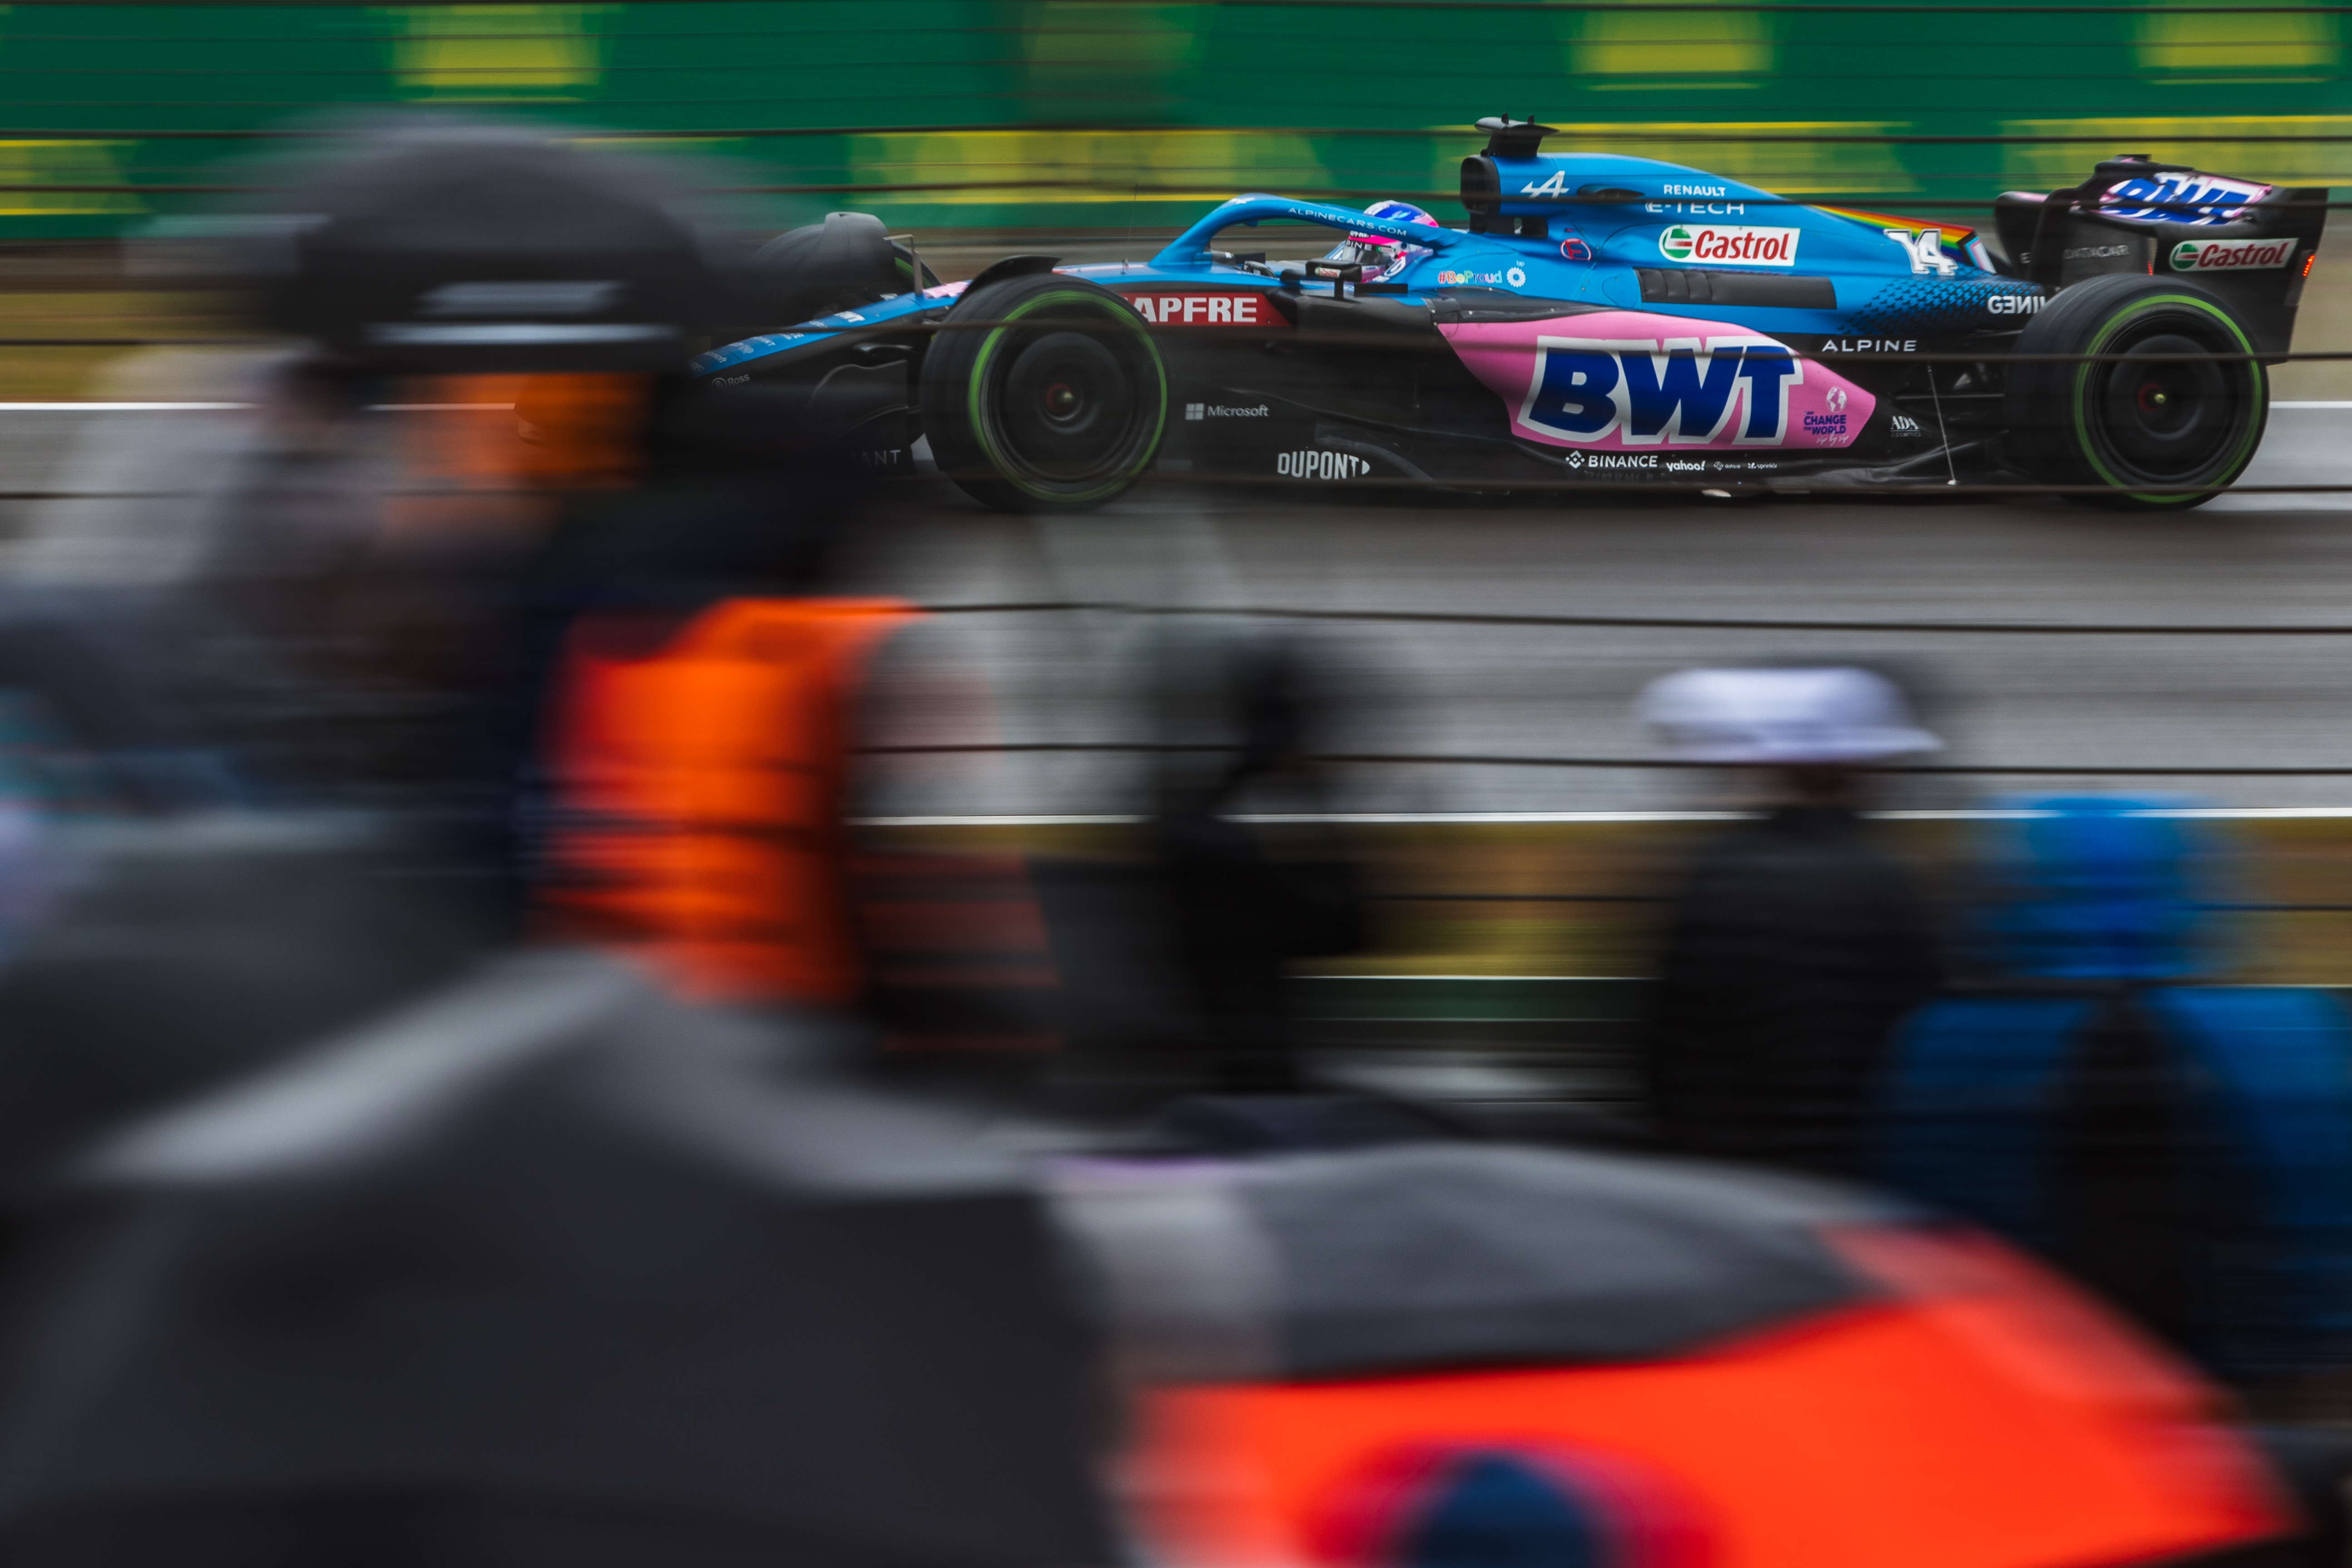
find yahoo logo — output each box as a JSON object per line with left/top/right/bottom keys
{"left": 1520, "top": 335, "right": 1805, "bottom": 446}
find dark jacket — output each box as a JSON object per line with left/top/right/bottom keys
{"left": 1152, "top": 807, "right": 1365, "bottom": 1094}
{"left": 1642, "top": 805, "right": 1941, "bottom": 1178}
{"left": 1875, "top": 799, "right": 2352, "bottom": 1381}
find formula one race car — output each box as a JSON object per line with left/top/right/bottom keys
{"left": 695, "top": 118, "right": 2325, "bottom": 512}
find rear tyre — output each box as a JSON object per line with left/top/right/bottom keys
{"left": 919, "top": 272, "right": 1167, "bottom": 513}
{"left": 2005, "top": 273, "right": 2268, "bottom": 511}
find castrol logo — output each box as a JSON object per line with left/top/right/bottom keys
{"left": 1127, "top": 291, "right": 1279, "bottom": 326}
{"left": 2170, "top": 237, "right": 2297, "bottom": 272}
{"left": 1658, "top": 224, "right": 1801, "bottom": 267}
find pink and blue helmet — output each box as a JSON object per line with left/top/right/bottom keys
{"left": 1326, "top": 200, "right": 1442, "bottom": 279}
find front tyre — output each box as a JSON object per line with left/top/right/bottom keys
{"left": 2004, "top": 273, "right": 2268, "bottom": 512}
{"left": 920, "top": 271, "right": 1168, "bottom": 513}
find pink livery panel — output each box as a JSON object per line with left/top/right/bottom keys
{"left": 1441, "top": 311, "right": 1874, "bottom": 453}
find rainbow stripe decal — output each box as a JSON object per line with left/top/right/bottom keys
{"left": 1815, "top": 204, "right": 1981, "bottom": 267}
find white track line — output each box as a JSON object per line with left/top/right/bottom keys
{"left": 0, "top": 400, "right": 2334, "bottom": 414}
{"left": 0, "top": 402, "right": 515, "bottom": 412}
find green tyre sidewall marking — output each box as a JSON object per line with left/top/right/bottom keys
{"left": 2068, "top": 291, "right": 2263, "bottom": 507}
{"left": 966, "top": 288, "right": 1168, "bottom": 504}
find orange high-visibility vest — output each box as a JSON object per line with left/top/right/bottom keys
{"left": 540, "top": 597, "right": 923, "bottom": 1006}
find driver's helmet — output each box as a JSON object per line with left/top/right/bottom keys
{"left": 1323, "top": 199, "right": 1442, "bottom": 280}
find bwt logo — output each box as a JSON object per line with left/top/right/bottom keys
{"left": 2101, "top": 173, "right": 2271, "bottom": 227}
{"left": 1520, "top": 335, "right": 1806, "bottom": 446}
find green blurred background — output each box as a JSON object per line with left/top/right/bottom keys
{"left": 1, "top": 0, "right": 2349, "bottom": 240}
{"left": 9, "top": 2, "right": 2352, "bottom": 399}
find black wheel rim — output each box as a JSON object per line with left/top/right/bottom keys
{"left": 996, "top": 329, "right": 1139, "bottom": 479}
{"left": 2087, "top": 320, "right": 2248, "bottom": 485}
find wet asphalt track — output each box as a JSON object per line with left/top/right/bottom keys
{"left": 8, "top": 402, "right": 2352, "bottom": 815}
{"left": 835, "top": 403, "right": 2352, "bottom": 816}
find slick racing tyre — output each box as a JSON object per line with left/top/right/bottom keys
{"left": 920, "top": 271, "right": 1167, "bottom": 513}
{"left": 2005, "top": 273, "right": 2267, "bottom": 511}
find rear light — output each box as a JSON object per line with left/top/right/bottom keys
{"left": 2304, "top": 252, "right": 2317, "bottom": 278}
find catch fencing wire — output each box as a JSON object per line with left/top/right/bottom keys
{"left": 12, "top": 156, "right": 2352, "bottom": 209}
{"left": 862, "top": 742, "right": 2352, "bottom": 779}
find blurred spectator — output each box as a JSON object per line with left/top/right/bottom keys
{"left": 5, "top": 349, "right": 365, "bottom": 814}
{"left": 1635, "top": 666, "right": 1943, "bottom": 1178}
{"left": 1144, "top": 625, "right": 1368, "bottom": 1096}
{"left": 529, "top": 382, "right": 1060, "bottom": 1065}
{"left": 0, "top": 820, "right": 1113, "bottom": 1566}
{"left": 0, "top": 114, "right": 1115, "bottom": 1563}
{"left": 1874, "top": 799, "right": 2352, "bottom": 1388}
{"left": 0, "top": 113, "right": 764, "bottom": 1203}
{"left": 6, "top": 117, "right": 754, "bottom": 858}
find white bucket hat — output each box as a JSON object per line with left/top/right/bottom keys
{"left": 1639, "top": 666, "right": 1942, "bottom": 764}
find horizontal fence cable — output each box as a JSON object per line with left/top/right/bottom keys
{"left": 29, "top": 1, "right": 2352, "bottom": 11}
{"left": 0, "top": 339, "right": 262, "bottom": 348}
{"left": 858, "top": 743, "right": 2352, "bottom": 777}
{"left": 1154, "top": 476, "right": 2352, "bottom": 496}
{"left": 912, "top": 602, "right": 2352, "bottom": 637}
{"left": 24, "top": 186, "right": 2352, "bottom": 211}
{"left": 13, "top": 3, "right": 2352, "bottom": 27}
{"left": 10, "top": 125, "right": 2352, "bottom": 146}
{"left": 0, "top": 123, "right": 2337, "bottom": 141}
{"left": 1387, "top": 892, "right": 2352, "bottom": 912}
{"left": 28, "top": 324, "right": 2352, "bottom": 367}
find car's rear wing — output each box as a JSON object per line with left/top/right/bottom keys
{"left": 1991, "top": 156, "right": 2325, "bottom": 356}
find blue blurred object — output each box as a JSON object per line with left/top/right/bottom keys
{"left": 1399, "top": 1453, "right": 1609, "bottom": 1568}
{"left": 1970, "top": 798, "right": 2212, "bottom": 980}
{"left": 1875, "top": 798, "right": 2352, "bottom": 1381}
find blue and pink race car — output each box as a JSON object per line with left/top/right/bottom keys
{"left": 697, "top": 119, "right": 2324, "bottom": 512}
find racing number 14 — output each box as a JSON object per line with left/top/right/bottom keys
{"left": 1885, "top": 227, "right": 1957, "bottom": 277}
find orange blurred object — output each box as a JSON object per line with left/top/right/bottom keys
{"left": 513, "top": 373, "right": 653, "bottom": 490}
{"left": 542, "top": 597, "right": 921, "bottom": 1006}
{"left": 1124, "top": 1225, "right": 2289, "bottom": 1568}
{"left": 383, "top": 374, "right": 649, "bottom": 548}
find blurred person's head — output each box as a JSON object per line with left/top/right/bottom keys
{"left": 246, "top": 113, "right": 748, "bottom": 379}
{"left": 1151, "top": 624, "right": 1342, "bottom": 817}
{"left": 179, "top": 118, "right": 781, "bottom": 823}
{"left": 1639, "top": 665, "right": 1940, "bottom": 808}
